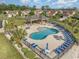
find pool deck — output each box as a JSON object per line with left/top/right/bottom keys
{"left": 25, "top": 23, "right": 65, "bottom": 58}
{"left": 60, "top": 44, "right": 79, "bottom": 59}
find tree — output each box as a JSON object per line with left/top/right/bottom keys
{"left": 41, "top": 11, "right": 47, "bottom": 16}
{"left": 11, "top": 28, "right": 27, "bottom": 47}
{"left": 8, "top": 4, "right": 17, "bottom": 10}
{"left": 29, "top": 10, "right": 35, "bottom": 16}
{"left": 33, "top": 5, "right": 36, "bottom": 10}
{"left": 4, "top": 19, "right": 15, "bottom": 32}
{"left": 41, "top": 6, "right": 45, "bottom": 10}
{"left": 44, "top": 5, "right": 51, "bottom": 10}
{"left": 0, "top": 3, "right": 28, "bottom": 11}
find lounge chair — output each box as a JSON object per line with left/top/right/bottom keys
{"left": 32, "top": 45, "right": 38, "bottom": 48}
{"left": 64, "top": 42, "right": 71, "bottom": 45}
{"left": 31, "top": 43, "right": 38, "bottom": 48}
{"left": 58, "top": 46, "right": 65, "bottom": 51}
{"left": 55, "top": 48, "right": 62, "bottom": 53}
{"left": 66, "top": 40, "right": 73, "bottom": 44}
{"left": 61, "top": 45, "right": 67, "bottom": 49}
{"left": 61, "top": 45, "right": 66, "bottom": 50}
{"left": 55, "top": 50, "right": 60, "bottom": 55}
{"left": 55, "top": 49, "right": 61, "bottom": 55}
{"left": 63, "top": 43, "right": 69, "bottom": 47}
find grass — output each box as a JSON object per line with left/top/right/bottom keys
{"left": 0, "top": 33, "right": 24, "bottom": 59}
{"left": 14, "top": 19, "right": 25, "bottom": 26}
{"left": 22, "top": 48, "right": 36, "bottom": 59}
{"left": 0, "top": 14, "right": 26, "bottom": 26}
{"left": 7, "top": 16, "right": 26, "bottom": 26}
{"left": 5, "top": 16, "right": 26, "bottom": 30}
{"left": 0, "top": 14, "right": 7, "bottom": 20}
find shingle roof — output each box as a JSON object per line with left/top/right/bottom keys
{"left": 25, "top": 15, "right": 49, "bottom": 21}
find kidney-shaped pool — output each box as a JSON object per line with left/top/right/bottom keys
{"left": 30, "top": 27, "right": 59, "bottom": 40}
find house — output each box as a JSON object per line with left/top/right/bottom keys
{"left": 7, "top": 14, "right": 13, "bottom": 18}
{"left": 59, "top": 9, "right": 76, "bottom": 16}
{"left": 4, "top": 11, "right": 18, "bottom": 18}
{"left": 58, "top": 9, "right": 76, "bottom": 21}
{"left": 34, "top": 9, "right": 43, "bottom": 16}
{"left": 21, "top": 10, "right": 31, "bottom": 16}
{"left": 46, "top": 10, "right": 58, "bottom": 16}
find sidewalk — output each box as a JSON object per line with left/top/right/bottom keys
{"left": 14, "top": 44, "right": 28, "bottom": 59}
{"left": 60, "top": 44, "right": 79, "bottom": 59}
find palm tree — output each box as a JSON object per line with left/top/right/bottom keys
{"left": 41, "top": 11, "right": 47, "bottom": 17}
{"left": 11, "top": 27, "right": 27, "bottom": 47}
{"left": 4, "top": 19, "right": 15, "bottom": 32}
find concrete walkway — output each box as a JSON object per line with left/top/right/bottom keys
{"left": 14, "top": 44, "right": 28, "bottom": 59}
{"left": 60, "top": 44, "right": 79, "bottom": 59}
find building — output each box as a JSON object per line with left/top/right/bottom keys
{"left": 21, "top": 10, "right": 31, "bottom": 16}
{"left": 46, "top": 10, "right": 58, "bottom": 17}
{"left": 34, "top": 9, "right": 43, "bottom": 16}
{"left": 4, "top": 11, "right": 19, "bottom": 18}
{"left": 25, "top": 15, "right": 49, "bottom": 23}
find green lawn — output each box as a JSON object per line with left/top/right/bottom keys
{"left": 22, "top": 48, "right": 36, "bottom": 59}
{"left": 5, "top": 16, "right": 26, "bottom": 30}
{"left": 0, "top": 14, "right": 7, "bottom": 20}
{"left": 0, "top": 33, "right": 24, "bottom": 59}
{"left": 8, "top": 16, "right": 26, "bottom": 26}
{"left": 0, "top": 14, "right": 26, "bottom": 26}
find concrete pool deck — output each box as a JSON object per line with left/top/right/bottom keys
{"left": 60, "top": 44, "right": 79, "bottom": 59}
{"left": 25, "top": 23, "right": 65, "bottom": 58}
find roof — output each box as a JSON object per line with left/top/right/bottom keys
{"left": 25, "top": 15, "right": 49, "bottom": 21}
{"left": 41, "top": 15, "right": 49, "bottom": 20}
{"left": 72, "top": 16, "right": 79, "bottom": 19}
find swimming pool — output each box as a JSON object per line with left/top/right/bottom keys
{"left": 30, "top": 27, "right": 59, "bottom": 40}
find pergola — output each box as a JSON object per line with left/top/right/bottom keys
{"left": 25, "top": 15, "right": 49, "bottom": 24}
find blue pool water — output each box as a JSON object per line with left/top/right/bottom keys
{"left": 30, "top": 27, "right": 59, "bottom": 40}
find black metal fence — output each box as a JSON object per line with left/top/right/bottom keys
{"left": 22, "top": 39, "right": 52, "bottom": 59}
{"left": 50, "top": 22, "right": 75, "bottom": 59}
{"left": 22, "top": 22, "right": 75, "bottom": 59}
